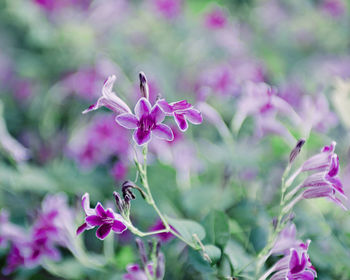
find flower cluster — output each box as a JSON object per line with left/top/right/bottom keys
{"left": 83, "top": 73, "right": 202, "bottom": 146}
{"left": 293, "top": 141, "right": 347, "bottom": 209}
{"left": 123, "top": 238, "right": 165, "bottom": 280}
{"left": 0, "top": 193, "right": 75, "bottom": 275}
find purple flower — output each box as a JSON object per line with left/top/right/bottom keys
{"left": 123, "top": 254, "right": 165, "bottom": 280}
{"left": 116, "top": 97, "right": 174, "bottom": 145}
{"left": 82, "top": 75, "right": 131, "bottom": 115}
{"left": 157, "top": 99, "right": 202, "bottom": 131}
{"left": 149, "top": 219, "right": 174, "bottom": 243}
{"left": 301, "top": 154, "right": 347, "bottom": 210}
{"left": 301, "top": 141, "right": 337, "bottom": 172}
{"left": 271, "top": 224, "right": 301, "bottom": 256}
{"left": 321, "top": 0, "right": 346, "bottom": 17}
{"left": 151, "top": 0, "right": 182, "bottom": 20}
{"left": 77, "top": 193, "right": 127, "bottom": 240}
{"left": 2, "top": 245, "right": 25, "bottom": 275}
{"left": 204, "top": 6, "right": 228, "bottom": 30}
{"left": 270, "top": 241, "right": 316, "bottom": 280}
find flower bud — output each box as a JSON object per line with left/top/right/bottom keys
{"left": 289, "top": 138, "right": 305, "bottom": 164}
{"left": 139, "top": 72, "right": 149, "bottom": 100}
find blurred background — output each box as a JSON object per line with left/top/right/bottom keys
{"left": 1, "top": 0, "right": 350, "bottom": 279}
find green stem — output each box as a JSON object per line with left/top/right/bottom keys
{"left": 130, "top": 145, "right": 198, "bottom": 250}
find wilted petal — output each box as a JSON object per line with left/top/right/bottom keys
{"left": 174, "top": 113, "right": 188, "bottom": 131}
{"left": 96, "top": 224, "right": 112, "bottom": 240}
{"left": 135, "top": 98, "right": 152, "bottom": 119}
{"left": 133, "top": 128, "right": 151, "bottom": 146}
{"left": 153, "top": 124, "right": 174, "bottom": 141}
{"left": 150, "top": 105, "right": 165, "bottom": 124}
{"left": 116, "top": 113, "right": 139, "bottom": 129}
{"left": 184, "top": 108, "right": 203, "bottom": 124}
{"left": 112, "top": 220, "right": 127, "bottom": 233}
{"left": 86, "top": 215, "right": 104, "bottom": 226}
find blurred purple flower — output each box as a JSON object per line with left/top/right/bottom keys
{"left": 271, "top": 224, "right": 301, "bottom": 256}
{"left": 83, "top": 75, "right": 131, "bottom": 115}
{"left": 204, "top": 7, "right": 228, "bottom": 29}
{"left": 1, "top": 193, "right": 75, "bottom": 275}
{"left": 77, "top": 193, "right": 127, "bottom": 240}
{"left": 151, "top": 0, "right": 182, "bottom": 19}
{"left": 111, "top": 161, "right": 128, "bottom": 181}
{"left": 116, "top": 97, "right": 174, "bottom": 145}
{"left": 68, "top": 114, "right": 130, "bottom": 168}
{"left": 33, "top": 0, "right": 91, "bottom": 12}
{"left": 300, "top": 94, "right": 338, "bottom": 133}
{"left": 124, "top": 252, "right": 165, "bottom": 280}
{"left": 149, "top": 219, "right": 174, "bottom": 243}
{"left": 321, "top": 0, "right": 346, "bottom": 17}
{"left": 233, "top": 82, "right": 300, "bottom": 144}
{"left": 269, "top": 241, "right": 316, "bottom": 280}
{"left": 157, "top": 99, "right": 202, "bottom": 131}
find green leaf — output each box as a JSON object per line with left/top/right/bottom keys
{"left": 166, "top": 216, "right": 206, "bottom": 247}
{"left": 204, "top": 244, "right": 222, "bottom": 264}
{"left": 202, "top": 210, "right": 230, "bottom": 248}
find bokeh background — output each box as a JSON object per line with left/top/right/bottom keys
{"left": 1, "top": 0, "right": 350, "bottom": 279}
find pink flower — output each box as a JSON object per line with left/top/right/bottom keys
{"left": 116, "top": 98, "right": 174, "bottom": 145}
{"left": 77, "top": 193, "right": 127, "bottom": 240}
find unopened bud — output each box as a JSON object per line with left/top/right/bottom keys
{"left": 113, "top": 191, "right": 124, "bottom": 213}
{"left": 289, "top": 138, "right": 306, "bottom": 164}
{"left": 136, "top": 238, "right": 148, "bottom": 266}
{"left": 139, "top": 72, "right": 149, "bottom": 100}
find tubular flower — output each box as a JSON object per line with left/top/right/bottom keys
{"left": 270, "top": 241, "right": 317, "bottom": 280}
{"left": 77, "top": 193, "right": 127, "bottom": 240}
{"left": 300, "top": 142, "right": 347, "bottom": 210}
{"left": 116, "top": 97, "right": 174, "bottom": 145}
{"left": 157, "top": 99, "right": 203, "bottom": 131}
{"left": 82, "top": 75, "right": 131, "bottom": 115}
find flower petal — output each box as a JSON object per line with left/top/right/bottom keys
{"left": 157, "top": 99, "right": 173, "bottom": 114}
{"left": 150, "top": 105, "right": 165, "bottom": 124}
{"left": 153, "top": 124, "right": 174, "bottom": 141}
{"left": 135, "top": 98, "right": 151, "bottom": 119}
{"left": 116, "top": 113, "right": 139, "bottom": 129}
{"left": 174, "top": 113, "right": 188, "bottom": 131}
{"left": 96, "top": 224, "right": 112, "bottom": 240}
{"left": 76, "top": 222, "right": 88, "bottom": 235}
{"left": 95, "top": 203, "right": 106, "bottom": 217}
{"left": 112, "top": 220, "right": 127, "bottom": 233}
{"left": 133, "top": 128, "right": 152, "bottom": 146}
{"left": 86, "top": 215, "right": 104, "bottom": 226}
{"left": 184, "top": 108, "right": 203, "bottom": 125}
{"left": 170, "top": 100, "right": 192, "bottom": 111}
{"left": 82, "top": 193, "right": 95, "bottom": 216}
